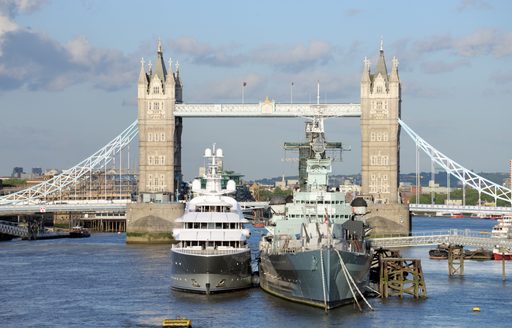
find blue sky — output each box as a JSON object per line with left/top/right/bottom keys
{"left": 1, "top": 0, "right": 511, "bottom": 181}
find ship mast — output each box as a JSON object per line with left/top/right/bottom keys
{"left": 191, "top": 145, "right": 236, "bottom": 196}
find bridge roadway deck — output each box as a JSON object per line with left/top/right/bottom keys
{"left": 174, "top": 103, "right": 361, "bottom": 117}
{"left": 0, "top": 201, "right": 269, "bottom": 215}
{"left": 369, "top": 229, "right": 512, "bottom": 249}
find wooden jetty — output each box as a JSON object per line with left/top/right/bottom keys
{"left": 379, "top": 257, "right": 427, "bottom": 299}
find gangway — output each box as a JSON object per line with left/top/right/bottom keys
{"left": 0, "top": 220, "right": 28, "bottom": 238}
{"left": 369, "top": 229, "right": 512, "bottom": 249}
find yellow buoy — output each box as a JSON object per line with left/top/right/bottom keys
{"left": 162, "top": 318, "right": 192, "bottom": 327}
{"left": 472, "top": 307, "right": 481, "bottom": 312}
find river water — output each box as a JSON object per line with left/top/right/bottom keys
{"left": 1, "top": 217, "right": 511, "bottom": 327}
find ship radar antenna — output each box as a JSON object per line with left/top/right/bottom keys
{"left": 316, "top": 80, "right": 320, "bottom": 105}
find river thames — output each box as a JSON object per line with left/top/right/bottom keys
{"left": 1, "top": 217, "right": 511, "bottom": 327}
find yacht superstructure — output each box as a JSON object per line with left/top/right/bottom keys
{"left": 170, "top": 146, "right": 252, "bottom": 293}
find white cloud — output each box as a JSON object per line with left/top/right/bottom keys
{"left": 420, "top": 59, "right": 471, "bottom": 74}
{"left": 169, "top": 37, "right": 335, "bottom": 73}
{"left": 0, "top": 0, "right": 138, "bottom": 92}
{"left": 189, "top": 73, "right": 265, "bottom": 102}
{"left": 0, "top": 0, "right": 47, "bottom": 16}
{"left": 170, "top": 36, "right": 244, "bottom": 67}
{"left": 414, "top": 29, "right": 512, "bottom": 59}
{"left": 251, "top": 41, "right": 334, "bottom": 72}
{"left": 454, "top": 28, "right": 496, "bottom": 57}
{"left": 415, "top": 35, "right": 453, "bottom": 54}
{"left": 0, "top": 0, "right": 46, "bottom": 37}
{"left": 0, "top": 13, "right": 17, "bottom": 36}
{"left": 0, "top": 25, "right": 135, "bottom": 91}
{"left": 456, "top": 0, "right": 492, "bottom": 12}
{"left": 490, "top": 71, "right": 512, "bottom": 85}
{"left": 344, "top": 8, "right": 363, "bottom": 17}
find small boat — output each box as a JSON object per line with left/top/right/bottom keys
{"left": 253, "top": 222, "right": 265, "bottom": 228}
{"left": 69, "top": 226, "right": 90, "bottom": 238}
{"left": 491, "top": 216, "right": 512, "bottom": 239}
{"left": 451, "top": 213, "right": 464, "bottom": 218}
{"left": 493, "top": 248, "right": 512, "bottom": 260}
{"left": 428, "top": 247, "right": 448, "bottom": 259}
{"left": 464, "top": 248, "right": 493, "bottom": 260}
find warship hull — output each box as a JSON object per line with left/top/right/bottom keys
{"left": 170, "top": 249, "right": 252, "bottom": 294}
{"left": 259, "top": 247, "right": 371, "bottom": 309}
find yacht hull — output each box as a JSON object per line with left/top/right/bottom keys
{"left": 259, "top": 248, "right": 371, "bottom": 309}
{"left": 170, "top": 249, "right": 252, "bottom": 293}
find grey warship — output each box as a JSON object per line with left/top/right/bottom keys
{"left": 170, "top": 145, "right": 252, "bottom": 294}
{"left": 259, "top": 115, "right": 372, "bottom": 310}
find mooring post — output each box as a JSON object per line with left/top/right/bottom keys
{"left": 503, "top": 252, "right": 506, "bottom": 281}
{"left": 448, "top": 245, "right": 464, "bottom": 276}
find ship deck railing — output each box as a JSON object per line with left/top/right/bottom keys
{"left": 171, "top": 246, "right": 249, "bottom": 256}
{"left": 263, "top": 240, "right": 355, "bottom": 255}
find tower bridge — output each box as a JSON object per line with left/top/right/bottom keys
{"left": 1, "top": 41, "right": 511, "bottom": 242}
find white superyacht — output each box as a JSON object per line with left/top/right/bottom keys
{"left": 170, "top": 145, "right": 252, "bottom": 293}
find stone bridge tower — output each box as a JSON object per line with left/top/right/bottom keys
{"left": 360, "top": 43, "right": 401, "bottom": 204}
{"left": 137, "top": 41, "right": 183, "bottom": 203}
{"left": 360, "top": 43, "right": 409, "bottom": 235}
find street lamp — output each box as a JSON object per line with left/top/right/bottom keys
{"left": 290, "top": 82, "right": 294, "bottom": 104}
{"left": 242, "top": 81, "right": 247, "bottom": 104}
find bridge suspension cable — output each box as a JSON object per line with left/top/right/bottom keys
{"left": 0, "top": 120, "right": 138, "bottom": 206}
{"left": 399, "top": 118, "right": 512, "bottom": 205}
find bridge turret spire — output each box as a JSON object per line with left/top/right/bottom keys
{"left": 168, "top": 57, "right": 174, "bottom": 74}
{"left": 138, "top": 57, "right": 147, "bottom": 85}
{"left": 153, "top": 40, "right": 167, "bottom": 82}
{"left": 390, "top": 56, "right": 399, "bottom": 82}
{"left": 361, "top": 56, "right": 370, "bottom": 82}
{"left": 174, "top": 60, "right": 183, "bottom": 103}
{"left": 157, "top": 38, "right": 162, "bottom": 54}
{"left": 375, "top": 41, "right": 388, "bottom": 80}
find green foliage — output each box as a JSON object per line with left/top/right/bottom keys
{"left": 1, "top": 178, "right": 26, "bottom": 187}
{"left": 254, "top": 186, "right": 293, "bottom": 201}
{"left": 410, "top": 193, "right": 445, "bottom": 204}
{"left": 410, "top": 188, "right": 511, "bottom": 206}
{"left": 272, "top": 187, "right": 293, "bottom": 197}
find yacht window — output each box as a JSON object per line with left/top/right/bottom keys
{"left": 200, "top": 223, "right": 207, "bottom": 229}
{"left": 207, "top": 223, "right": 215, "bottom": 229}
{"left": 223, "top": 223, "right": 229, "bottom": 229}
{"left": 193, "top": 223, "right": 200, "bottom": 229}
{"left": 230, "top": 223, "right": 236, "bottom": 229}
{"left": 215, "top": 223, "right": 222, "bottom": 229}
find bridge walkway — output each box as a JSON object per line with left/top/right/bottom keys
{"left": 0, "top": 220, "right": 28, "bottom": 238}
{"left": 369, "top": 229, "right": 512, "bottom": 249}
